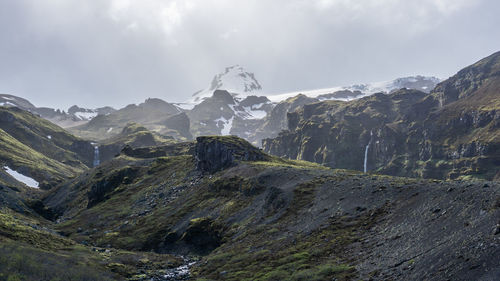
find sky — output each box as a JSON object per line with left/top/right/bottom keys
{"left": 0, "top": 0, "right": 499, "bottom": 109}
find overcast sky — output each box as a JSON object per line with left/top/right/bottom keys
{"left": 0, "top": 0, "right": 499, "bottom": 109}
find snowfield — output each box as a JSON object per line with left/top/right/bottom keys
{"left": 3, "top": 166, "right": 39, "bottom": 188}
{"left": 74, "top": 111, "right": 98, "bottom": 120}
{"left": 215, "top": 116, "right": 234, "bottom": 135}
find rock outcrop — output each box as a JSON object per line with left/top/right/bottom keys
{"left": 87, "top": 166, "right": 141, "bottom": 208}
{"left": 195, "top": 136, "right": 268, "bottom": 173}
{"left": 263, "top": 52, "right": 500, "bottom": 180}
{"left": 164, "top": 112, "right": 193, "bottom": 140}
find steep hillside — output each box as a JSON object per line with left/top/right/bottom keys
{"left": 68, "top": 98, "right": 189, "bottom": 141}
{"left": 0, "top": 199, "right": 184, "bottom": 281}
{"left": 263, "top": 52, "right": 500, "bottom": 181}
{"left": 0, "top": 93, "right": 116, "bottom": 128}
{"left": 96, "top": 122, "right": 178, "bottom": 164}
{"left": 38, "top": 135, "right": 500, "bottom": 280}
{"left": 188, "top": 90, "right": 273, "bottom": 139}
{"left": 0, "top": 107, "right": 94, "bottom": 189}
{"left": 248, "top": 94, "right": 319, "bottom": 145}
{"left": 0, "top": 109, "right": 188, "bottom": 280}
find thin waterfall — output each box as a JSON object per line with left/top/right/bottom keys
{"left": 93, "top": 145, "right": 100, "bottom": 167}
{"left": 364, "top": 130, "right": 373, "bottom": 173}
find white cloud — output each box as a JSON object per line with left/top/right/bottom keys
{"left": 0, "top": 0, "right": 497, "bottom": 108}
{"left": 305, "top": 0, "right": 481, "bottom": 34}
{"left": 219, "top": 28, "right": 238, "bottom": 40}
{"left": 108, "top": 0, "right": 196, "bottom": 37}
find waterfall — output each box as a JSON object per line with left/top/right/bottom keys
{"left": 93, "top": 145, "right": 100, "bottom": 167}
{"left": 364, "top": 130, "right": 373, "bottom": 173}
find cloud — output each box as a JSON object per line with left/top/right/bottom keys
{"left": 0, "top": 0, "right": 498, "bottom": 109}
{"left": 108, "top": 0, "right": 197, "bottom": 40}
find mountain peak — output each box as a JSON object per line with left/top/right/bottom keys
{"left": 190, "top": 65, "right": 262, "bottom": 103}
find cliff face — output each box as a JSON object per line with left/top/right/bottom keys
{"left": 263, "top": 52, "right": 500, "bottom": 180}
{"left": 249, "top": 94, "right": 319, "bottom": 145}
{"left": 195, "top": 136, "right": 268, "bottom": 173}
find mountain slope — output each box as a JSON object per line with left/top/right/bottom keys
{"left": 96, "top": 122, "right": 178, "bottom": 164}
{"left": 0, "top": 93, "right": 117, "bottom": 128}
{"left": 266, "top": 75, "right": 440, "bottom": 103}
{"left": 188, "top": 90, "right": 273, "bottom": 138}
{"left": 0, "top": 107, "right": 187, "bottom": 280}
{"left": 68, "top": 98, "right": 188, "bottom": 141}
{"left": 189, "top": 65, "right": 263, "bottom": 104}
{"left": 39, "top": 135, "right": 500, "bottom": 280}
{"left": 185, "top": 71, "right": 439, "bottom": 145}
{"left": 263, "top": 51, "right": 500, "bottom": 181}
{"left": 0, "top": 107, "right": 95, "bottom": 188}
{"left": 248, "top": 94, "right": 320, "bottom": 145}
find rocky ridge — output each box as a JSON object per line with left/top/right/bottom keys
{"left": 262, "top": 52, "right": 500, "bottom": 181}
{"left": 0, "top": 101, "right": 498, "bottom": 280}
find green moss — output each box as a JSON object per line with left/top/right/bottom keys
{"left": 261, "top": 269, "right": 291, "bottom": 280}
{"left": 0, "top": 128, "right": 83, "bottom": 187}
{"left": 192, "top": 208, "right": 379, "bottom": 280}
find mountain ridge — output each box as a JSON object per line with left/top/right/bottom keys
{"left": 262, "top": 51, "right": 500, "bottom": 181}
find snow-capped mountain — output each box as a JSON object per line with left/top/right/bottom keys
{"left": 182, "top": 71, "right": 440, "bottom": 144}
{"left": 188, "top": 65, "right": 263, "bottom": 104}
{"left": 266, "top": 75, "right": 441, "bottom": 103}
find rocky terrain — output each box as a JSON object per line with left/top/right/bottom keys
{"left": 187, "top": 90, "right": 273, "bottom": 139}
{"left": 263, "top": 52, "right": 500, "bottom": 181}
{"left": 0, "top": 52, "right": 498, "bottom": 281}
{"left": 0, "top": 129, "right": 498, "bottom": 280}
{"left": 68, "top": 98, "right": 189, "bottom": 141}
{"left": 0, "top": 107, "right": 94, "bottom": 189}
{"left": 0, "top": 94, "right": 116, "bottom": 128}
{"left": 1, "top": 67, "right": 441, "bottom": 148}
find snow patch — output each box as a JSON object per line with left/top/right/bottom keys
{"left": 107, "top": 127, "right": 113, "bottom": 133}
{"left": 215, "top": 116, "right": 234, "bottom": 135}
{"left": 174, "top": 103, "right": 196, "bottom": 110}
{"left": 226, "top": 102, "right": 269, "bottom": 120}
{"left": 267, "top": 76, "right": 440, "bottom": 103}
{"left": 243, "top": 106, "right": 267, "bottom": 119}
{"left": 74, "top": 111, "right": 98, "bottom": 120}
{"left": 190, "top": 65, "right": 262, "bottom": 103}
{"left": 3, "top": 166, "right": 39, "bottom": 188}
{"left": 0, "top": 101, "right": 16, "bottom": 107}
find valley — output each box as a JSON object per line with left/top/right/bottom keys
{"left": 0, "top": 52, "right": 499, "bottom": 280}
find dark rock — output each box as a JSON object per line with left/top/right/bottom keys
{"left": 195, "top": 136, "right": 268, "bottom": 173}
{"left": 493, "top": 224, "right": 500, "bottom": 235}
{"left": 26, "top": 199, "right": 56, "bottom": 221}
{"left": 87, "top": 166, "right": 141, "bottom": 208}
{"left": 181, "top": 217, "right": 223, "bottom": 254}
{"left": 262, "top": 59, "right": 500, "bottom": 181}
{"left": 164, "top": 112, "right": 192, "bottom": 140}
